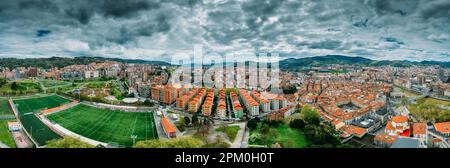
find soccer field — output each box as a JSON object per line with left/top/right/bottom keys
{"left": 20, "top": 114, "right": 61, "bottom": 146}
{"left": 47, "top": 104, "right": 158, "bottom": 147}
{"left": 13, "top": 95, "right": 71, "bottom": 114}
{"left": 12, "top": 95, "right": 68, "bottom": 146}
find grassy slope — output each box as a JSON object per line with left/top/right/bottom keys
{"left": 276, "top": 124, "right": 309, "bottom": 148}
{"left": 250, "top": 123, "right": 310, "bottom": 148}
{"left": 47, "top": 104, "right": 157, "bottom": 147}
{"left": 0, "top": 120, "right": 16, "bottom": 148}
{"left": 215, "top": 125, "right": 240, "bottom": 142}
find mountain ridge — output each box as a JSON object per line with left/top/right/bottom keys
{"left": 278, "top": 55, "right": 450, "bottom": 71}
{"left": 0, "top": 55, "right": 449, "bottom": 70}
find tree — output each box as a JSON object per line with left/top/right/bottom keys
{"left": 289, "top": 119, "right": 305, "bottom": 129}
{"left": 301, "top": 106, "right": 320, "bottom": 126}
{"left": 191, "top": 113, "right": 199, "bottom": 126}
{"left": 247, "top": 119, "right": 258, "bottom": 130}
{"left": 46, "top": 137, "right": 94, "bottom": 148}
{"left": 184, "top": 116, "right": 191, "bottom": 126}
{"left": 10, "top": 82, "right": 18, "bottom": 90}
{"left": 0, "top": 78, "right": 7, "bottom": 87}
{"left": 400, "top": 97, "right": 408, "bottom": 106}
{"left": 144, "top": 99, "right": 154, "bottom": 107}
{"left": 282, "top": 85, "right": 298, "bottom": 94}
{"left": 133, "top": 136, "right": 204, "bottom": 148}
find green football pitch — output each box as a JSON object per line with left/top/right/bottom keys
{"left": 13, "top": 95, "right": 71, "bottom": 114}
{"left": 47, "top": 104, "right": 158, "bottom": 147}
{"left": 20, "top": 114, "right": 61, "bottom": 146}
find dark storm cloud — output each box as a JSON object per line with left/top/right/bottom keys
{"left": 241, "top": 0, "right": 286, "bottom": 31}
{"left": 384, "top": 37, "right": 405, "bottom": 45}
{"left": 36, "top": 30, "right": 51, "bottom": 37}
{"left": 167, "top": 0, "right": 203, "bottom": 8}
{"left": 105, "top": 13, "right": 171, "bottom": 44}
{"left": 370, "top": 0, "right": 418, "bottom": 16}
{"left": 420, "top": 0, "right": 450, "bottom": 20}
{"left": 309, "top": 40, "right": 343, "bottom": 50}
{"left": 64, "top": 0, "right": 162, "bottom": 24}
{"left": 17, "top": 0, "right": 59, "bottom": 11}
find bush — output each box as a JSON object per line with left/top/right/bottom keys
{"left": 176, "top": 123, "right": 186, "bottom": 132}
{"left": 215, "top": 125, "right": 240, "bottom": 142}
{"left": 247, "top": 119, "right": 258, "bottom": 130}
{"left": 267, "top": 120, "right": 282, "bottom": 128}
{"left": 184, "top": 116, "right": 191, "bottom": 126}
{"left": 46, "top": 137, "right": 94, "bottom": 148}
{"left": 301, "top": 106, "right": 320, "bottom": 126}
{"left": 134, "top": 136, "right": 204, "bottom": 148}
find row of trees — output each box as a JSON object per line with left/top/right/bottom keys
{"left": 46, "top": 137, "right": 95, "bottom": 148}
{"left": 133, "top": 136, "right": 204, "bottom": 148}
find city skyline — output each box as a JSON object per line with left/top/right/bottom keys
{"left": 0, "top": 0, "right": 449, "bottom": 62}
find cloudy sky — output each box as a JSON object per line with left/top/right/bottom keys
{"left": 0, "top": 0, "right": 449, "bottom": 62}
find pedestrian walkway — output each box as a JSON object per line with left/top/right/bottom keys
{"left": 0, "top": 141, "right": 9, "bottom": 148}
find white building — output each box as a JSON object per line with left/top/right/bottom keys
{"left": 84, "top": 70, "right": 99, "bottom": 79}
{"left": 445, "top": 89, "right": 450, "bottom": 97}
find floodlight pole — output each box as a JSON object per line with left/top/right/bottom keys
{"left": 131, "top": 135, "right": 137, "bottom": 146}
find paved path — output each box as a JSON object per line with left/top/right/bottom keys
{"left": 0, "top": 141, "right": 10, "bottom": 148}
{"left": 229, "top": 122, "right": 247, "bottom": 148}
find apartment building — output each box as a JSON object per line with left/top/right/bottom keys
{"left": 239, "top": 89, "right": 259, "bottom": 117}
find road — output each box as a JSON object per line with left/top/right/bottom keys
{"left": 228, "top": 122, "right": 247, "bottom": 148}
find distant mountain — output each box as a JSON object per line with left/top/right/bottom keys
{"left": 0, "top": 56, "right": 171, "bottom": 69}
{"left": 1, "top": 55, "right": 449, "bottom": 71}
{"left": 279, "top": 55, "right": 450, "bottom": 71}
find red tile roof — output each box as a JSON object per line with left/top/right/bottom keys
{"left": 392, "top": 116, "right": 408, "bottom": 123}
{"left": 434, "top": 122, "right": 450, "bottom": 134}
{"left": 161, "top": 116, "right": 176, "bottom": 133}
{"left": 412, "top": 123, "right": 427, "bottom": 135}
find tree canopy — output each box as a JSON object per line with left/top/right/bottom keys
{"left": 301, "top": 106, "right": 320, "bottom": 126}
{"left": 133, "top": 136, "right": 204, "bottom": 148}
{"left": 46, "top": 137, "right": 94, "bottom": 148}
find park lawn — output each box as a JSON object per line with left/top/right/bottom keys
{"left": 0, "top": 120, "right": 16, "bottom": 148}
{"left": 85, "top": 81, "right": 111, "bottom": 89}
{"left": 19, "top": 114, "right": 61, "bottom": 146}
{"left": 409, "top": 98, "right": 450, "bottom": 122}
{"left": 0, "top": 81, "right": 41, "bottom": 96}
{"left": 13, "top": 95, "right": 71, "bottom": 114}
{"left": 249, "top": 122, "right": 310, "bottom": 148}
{"left": 0, "top": 98, "right": 14, "bottom": 116}
{"left": 47, "top": 104, "right": 157, "bottom": 147}
{"left": 215, "top": 125, "right": 240, "bottom": 142}
{"left": 276, "top": 124, "right": 310, "bottom": 148}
